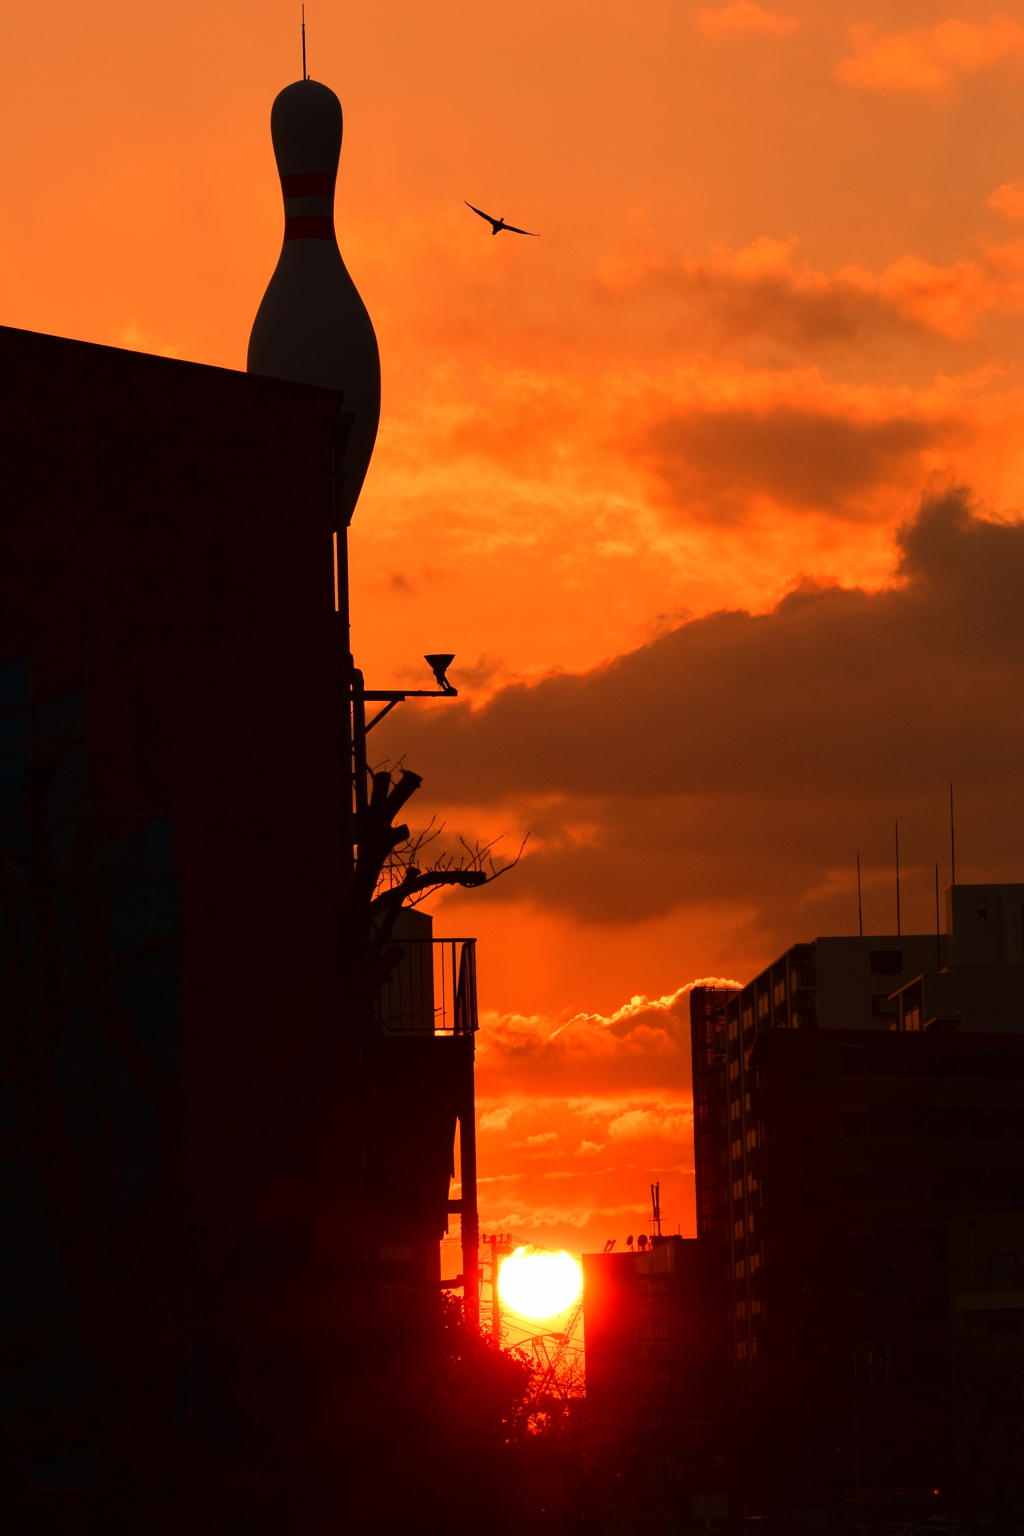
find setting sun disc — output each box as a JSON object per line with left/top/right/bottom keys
{"left": 497, "top": 1247, "right": 582, "bottom": 1320}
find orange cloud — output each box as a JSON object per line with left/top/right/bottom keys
{"left": 459, "top": 983, "right": 745, "bottom": 1253}
{"left": 476, "top": 984, "right": 735, "bottom": 1097}
{"left": 989, "top": 180, "right": 1024, "bottom": 220}
{"left": 598, "top": 233, "right": 1024, "bottom": 343}
{"left": 643, "top": 404, "right": 938, "bottom": 521}
{"left": 696, "top": 3, "right": 799, "bottom": 40}
{"left": 387, "top": 491, "right": 1024, "bottom": 934}
{"left": 349, "top": 227, "right": 1024, "bottom": 706}
{"left": 836, "top": 16, "right": 1024, "bottom": 93}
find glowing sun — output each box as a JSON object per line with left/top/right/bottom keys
{"left": 497, "top": 1247, "right": 582, "bottom": 1320}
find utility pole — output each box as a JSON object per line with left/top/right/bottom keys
{"left": 482, "top": 1233, "right": 512, "bottom": 1344}
{"left": 490, "top": 1234, "right": 500, "bottom": 1344}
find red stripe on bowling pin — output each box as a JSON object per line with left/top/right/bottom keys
{"left": 284, "top": 215, "right": 335, "bottom": 241}
{"left": 281, "top": 172, "right": 336, "bottom": 197}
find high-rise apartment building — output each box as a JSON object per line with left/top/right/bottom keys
{"left": 690, "top": 890, "right": 1024, "bottom": 1509}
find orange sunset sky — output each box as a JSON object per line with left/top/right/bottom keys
{"left": 6, "top": 0, "right": 1024, "bottom": 1266}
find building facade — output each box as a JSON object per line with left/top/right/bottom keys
{"left": 583, "top": 1236, "right": 712, "bottom": 1531}
{"left": 0, "top": 323, "right": 477, "bottom": 1500}
{"left": 690, "top": 889, "right": 1024, "bottom": 1510}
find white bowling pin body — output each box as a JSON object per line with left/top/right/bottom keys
{"left": 248, "top": 79, "right": 380, "bottom": 524}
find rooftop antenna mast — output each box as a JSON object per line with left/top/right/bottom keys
{"left": 650, "top": 1182, "right": 662, "bottom": 1238}
{"left": 301, "top": 4, "right": 308, "bottom": 79}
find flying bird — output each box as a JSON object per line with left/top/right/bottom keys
{"left": 465, "top": 201, "right": 539, "bottom": 237}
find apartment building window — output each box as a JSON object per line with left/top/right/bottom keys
{"left": 992, "top": 1253, "right": 1018, "bottom": 1292}
{"left": 732, "top": 1178, "right": 744, "bottom": 1200}
{"left": 734, "top": 1218, "right": 746, "bottom": 1240}
{"left": 905, "top": 1006, "right": 921, "bottom": 1032}
{"left": 735, "top": 1259, "right": 746, "bottom": 1280}
{"left": 746, "top": 1124, "right": 761, "bottom": 1151}
{"left": 731, "top": 1139, "right": 742, "bottom": 1161}
{"left": 736, "top": 1339, "right": 748, "bottom": 1360}
{"left": 742, "top": 1006, "right": 753, "bottom": 1031}
{"left": 728, "top": 1018, "right": 739, "bottom": 1042}
{"left": 773, "top": 980, "right": 786, "bottom": 1006}
{"left": 757, "top": 993, "right": 770, "bottom": 1019}
{"left": 730, "top": 1099, "right": 742, "bottom": 1121}
{"left": 751, "top": 1298, "right": 764, "bottom": 1316}
{"left": 735, "top": 1300, "right": 747, "bottom": 1320}
{"left": 729, "top": 1060, "right": 740, "bottom": 1082}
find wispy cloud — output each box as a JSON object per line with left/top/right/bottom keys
{"left": 836, "top": 16, "right": 1024, "bottom": 93}
{"left": 989, "top": 180, "right": 1024, "bottom": 220}
{"left": 697, "top": 3, "right": 799, "bottom": 40}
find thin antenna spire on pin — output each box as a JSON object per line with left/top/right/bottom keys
{"left": 301, "top": 4, "right": 308, "bottom": 79}
{"left": 895, "top": 820, "right": 901, "bottom": 937}
{"left": 856, "top": 851, "right": 863, "bottom": 937}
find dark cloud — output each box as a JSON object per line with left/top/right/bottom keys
{"left": 379, "top": 494, "right": 1024, "bottom": 939}
{"left": 589, "top": 245, "right": 978, "bottom": 369}
{"left": 685, "top": 268, "right": 905, "bottom": 348}
{"left": 643, "top": 406, "right": 939, "bottom": 520}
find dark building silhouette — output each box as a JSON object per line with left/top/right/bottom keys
{"left": 583, "top": 1236, "right": 712, "bottom": 1530}
{"left": 690, "top": 887, "right": 1024, "bottom": 1512}
{"left": 948, "top": 1208, "right": 1024, "bottom": 1362}
{"left": 0, "top": 323, "right": 477, "bottom": 1497}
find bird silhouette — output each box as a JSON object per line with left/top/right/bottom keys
{"left": 465, "top": 201, "right": 539, "bottom": 237}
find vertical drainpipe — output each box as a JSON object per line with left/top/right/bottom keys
{"left": 459, "top": 1034, "right": 480, "bottom": 1327}
{"left": 458, "top": 942, "right": 480, "bottom": 1327}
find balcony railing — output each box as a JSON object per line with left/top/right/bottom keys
{"left": 952, "top": 1271, "right": 1021, "bottom": 1296}
{"left": 375, "top": 937, "right": 478, "bottom": 1035}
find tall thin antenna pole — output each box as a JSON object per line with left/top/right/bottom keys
{"left": 949, "top": 783, "right": 956, "bottom": 887}
{"left": 935, "top": 862, "right": 942, "bottom": 970}
{"left": 650, "top": 1182, "right": 662, "bottom": 1238}
{"left": 895, "top": 820, "right": 901, "bottom": 937}
{"left": 301, "top": 4, "right": 308, "bottom": 79}
{"left": 856, "top": 852, "right": 863, "bottom": 938}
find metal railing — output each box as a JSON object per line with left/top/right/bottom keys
{"left": 375, "top": 937, "right": 478, "bottom": 1035}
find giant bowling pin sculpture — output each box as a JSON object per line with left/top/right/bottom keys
{"left": 248, "top": 79, "right": 380, "bottom": 523}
